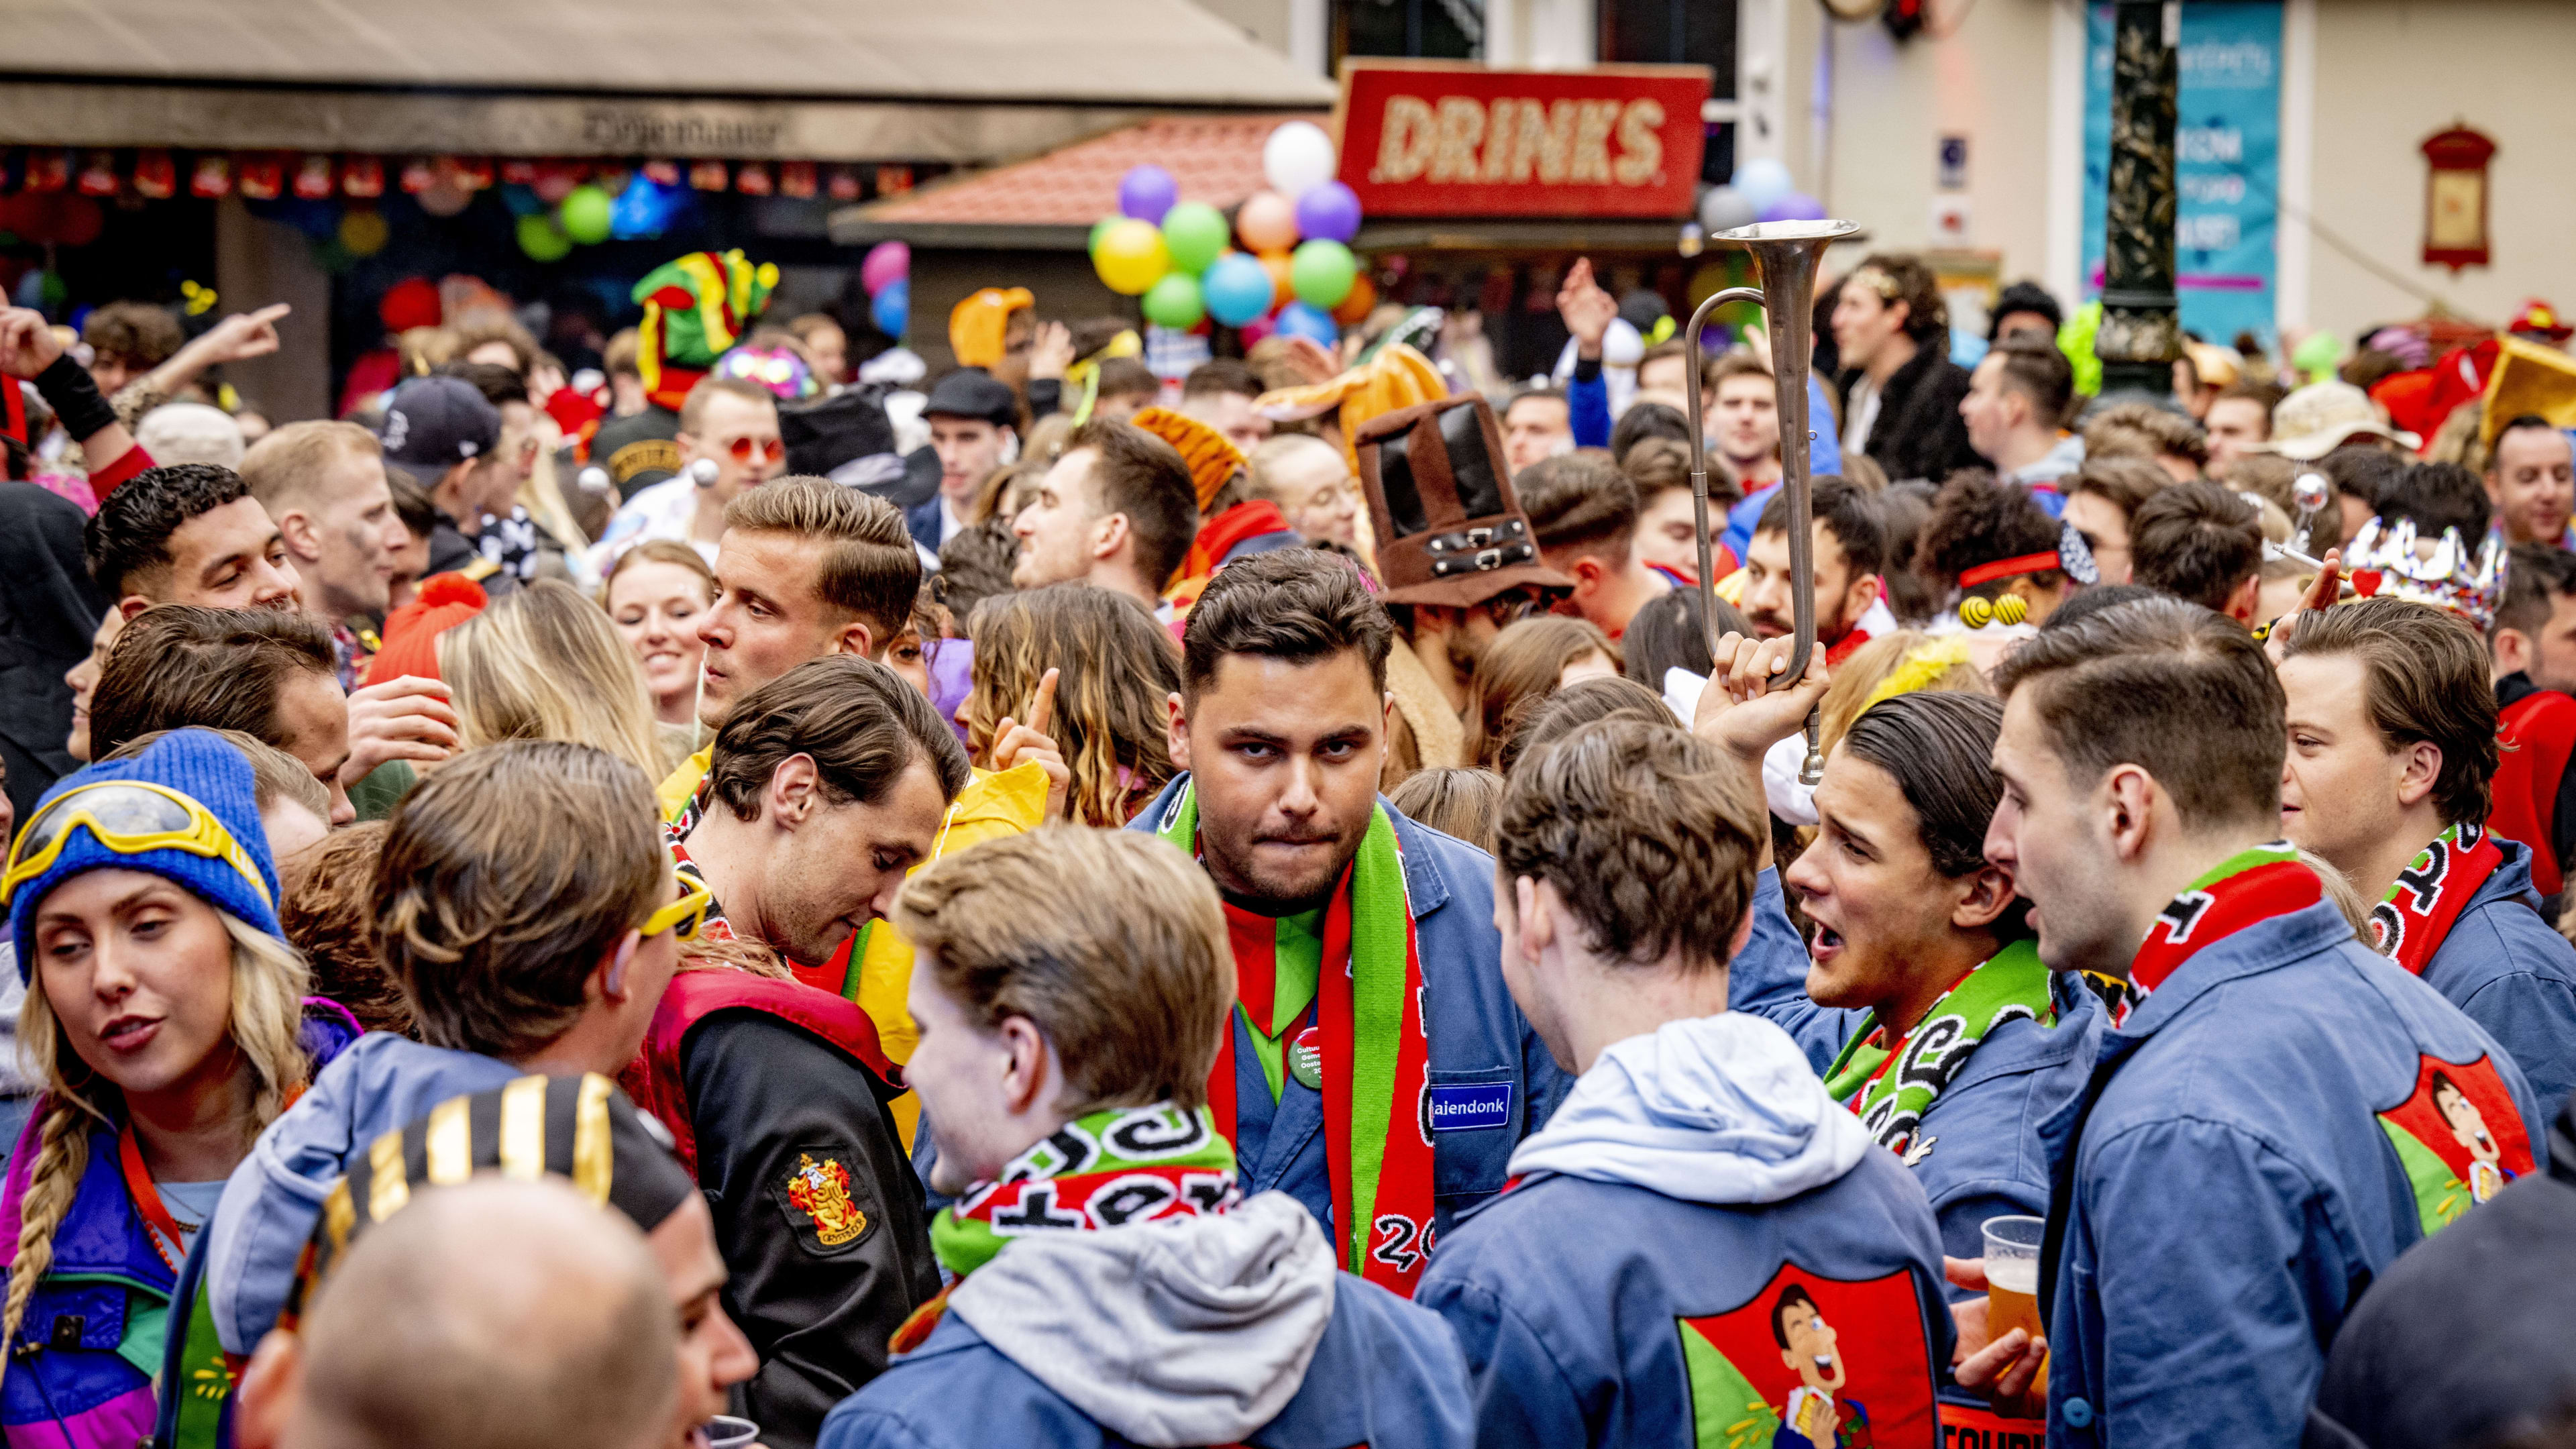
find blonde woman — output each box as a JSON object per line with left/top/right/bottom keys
{"left": 438, "top": 579, "right": 668, "bottom": 776}
{"left": 601, "top": 541, "right": 718, "bottom": 731}
{"left": 0, "top": 732, "right": 354, "bottom": 1449}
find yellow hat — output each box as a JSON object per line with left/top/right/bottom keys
{"left": 949, "top": 287, "right": 1034, "bottom": 370}
{"left": 1252, "top": 343, "right": 1447, "bottom": 473}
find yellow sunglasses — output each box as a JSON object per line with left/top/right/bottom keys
{"left": 3, "top": 780, "right": 272, "bottom": 910}
{"left": 641, "top": 881, "right": 713, "bottom": 943}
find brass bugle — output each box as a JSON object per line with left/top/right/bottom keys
{"left": 1683, "top": 218, "right": 1862, "bottom": 785}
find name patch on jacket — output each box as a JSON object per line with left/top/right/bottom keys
{"left": 772, "top": 1146, "right": 874, "bottom": 1255}
{"left": 1423, "top": 1082, "right": 1512, "bottom": 1133}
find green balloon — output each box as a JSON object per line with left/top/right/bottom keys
{"left": 2292, "top": 330, "right": 2343, "bottom": 378}
{"left": 1289, "top": 239, "right": 1357, "bottom": 309}
{"left": 1089, "top": 216, "right": 1118, "bottom": 258}
{"left": 518, "top": 213, "right": 573, "bottom": 263}
{"left": 1161, "top": 202, "right": 1230, "bottom": 276}
{"left": 558, "top": 184, "right": 614, "bottom": 246}
{"left": 1142, "top": 272, "right": 1205, "bottom": 329}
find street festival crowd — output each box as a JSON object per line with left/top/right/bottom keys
{"left": 3, "top": 235, "right": 2576, "bottom": 1449}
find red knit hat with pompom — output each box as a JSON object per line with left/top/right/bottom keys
{"left": 363, "top": 573, "right": 488, "bottom": 686}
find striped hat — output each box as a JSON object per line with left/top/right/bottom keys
{"left": 1128, "top": 406, "right": 1246, "bottom": 512}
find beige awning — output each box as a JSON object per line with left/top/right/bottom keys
{"left": 0, "top": 0, "right": 1334, "bottom": 160}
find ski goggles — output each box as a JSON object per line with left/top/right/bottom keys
{"left": 3, "top": 780, "right": 271, "bottom": 909}
{"left": 640, "top": 881, "right": 712, "bottom": 943}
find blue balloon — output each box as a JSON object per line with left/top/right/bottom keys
{"left": 871, "top": 278, "right": 910, "bottom": 338}
{"left": 1275, "top": 301, "right": 1339, "bottom": 346}
{"left": 1201, "top": 253, "right": 1275, "bottom": 328}
{"left": 1733, "top": 158, "right": 1794, "bottom": 210}
{"left": 612, "top": 174, "right": 683, "bottom": 240}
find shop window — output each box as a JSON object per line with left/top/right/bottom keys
{"left": 1330, "top": 0, "right": 1481, "bottom": 64}
{"left": 1599, "top": 0, "right": 1737, "bottom": 97}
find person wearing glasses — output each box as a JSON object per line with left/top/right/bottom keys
{"left": 0, "top": 729, "right": 363, "bottom": 1449}
{"left": 589, "top": 376, "right": 787, "bottom": 576}
{"left": 193, "top": 741, "right": 701, "bottom": 1408}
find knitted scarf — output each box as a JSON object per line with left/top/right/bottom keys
{"left": 1155, "top": 783, "right": 1437, "bottom": 1296}
{"left": 892, "top": 1102, "right": 1238, "bottom": 1354}
{"left": 2369, "top": 821, "right": 2506, "bottom": 975}
{"left": 1821, "top": 938, "right": 2053, "bottom": 1157}
{"left": 2119, "top": 841, "right": 2324, "bottom": 1027}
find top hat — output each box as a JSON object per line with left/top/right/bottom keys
{"left": 1356, "top": 395, "right": 1570, "bottom": 608}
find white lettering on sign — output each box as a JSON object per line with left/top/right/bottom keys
{"left": 2176, "top": 214, "right": 2240, "bottom": 250}
{"left": 1371, "top": 95, "right": 1669, "bottom": 187}
{"left": 2176, "top": 126, "right": 2242, "bottom": 164}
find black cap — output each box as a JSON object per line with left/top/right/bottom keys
{"left": 921, "top": 368, "right": 1017, "bottom": 429}
{"left": 379, "top": 375, "right": 502, "bottom": 472}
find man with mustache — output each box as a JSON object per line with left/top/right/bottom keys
{"left": 1128, "top": 549, "right": 1567, "bottom": 1296}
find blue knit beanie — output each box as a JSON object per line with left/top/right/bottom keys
{"left": 7, "top": 729, "right": 284, "bottom": 973}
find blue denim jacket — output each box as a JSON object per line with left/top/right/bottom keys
{"left": 2417, "top": 835, "right": 2576, "bottom": 1118}
{"left": 2038, "top": 896, "right": 2546, "bottom": 1449}
{"left": 1126, "top": 778, "right": 1572, "bottom": 1253}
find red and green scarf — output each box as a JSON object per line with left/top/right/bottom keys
{"left": 2116, "top": 841, "right": 2323, "bottom": 1026}
{"left": 1156, "top": 783, "right": 1437, "bottom": 1297}
{"left": 893, "top": 1102, "right": 1238, "bottom": 1353}
{"left": 1821, "top": 938, "right": 2053, "bottom": 1159}
{"left": 2369, "top": 822, "right": 2506, "bottom": 975}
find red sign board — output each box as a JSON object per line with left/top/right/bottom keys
{"left": 1334, "top": 60, "right": 1709, "bottom": 219}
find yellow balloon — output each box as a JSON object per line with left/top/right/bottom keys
{"left": 1094, "top": 218, "right": 1172, "bottom": 297}
{"left": 338, "top": 209, "right": 390, "bottom": 258}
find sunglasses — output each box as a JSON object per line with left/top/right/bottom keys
{"left": 641, "top": 881, "right": 713, "bottom": 942}
{"left": 3, "top": 780, "right": 271, "bottom": 908}
{"left": 724, "top": 437, "right": 786, "bottom": 465}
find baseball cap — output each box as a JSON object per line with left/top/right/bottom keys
{"left": 920, "top": 369, "right": 1017, "bottom": 429}
{"left": 379, "top": 374, "right": 502, "bottom": 474}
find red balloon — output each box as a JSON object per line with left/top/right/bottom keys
{"left": 55, "top": 198, "right": 104, "bottom": 248}
{"left": 2, "top": 193, "right": 63, "bottom": 244}
{"left": 380, "top": 277, "right": 443, "bottom": 332}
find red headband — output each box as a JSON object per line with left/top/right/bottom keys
{"left": 1958, "top": 551, "right": 2063, "bottom": 588}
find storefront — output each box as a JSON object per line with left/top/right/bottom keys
{"left": 0, "top": 0, "right": 1332, "bottom": 415}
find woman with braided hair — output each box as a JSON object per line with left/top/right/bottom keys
{"left": 962, "top": 583, "right": 1179, "bottom": 826}
{"left": 0, "top": 731, "right": 356, "bottom": 1449}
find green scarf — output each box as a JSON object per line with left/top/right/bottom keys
{"left": 928, "top": 1102, "right": 1238, "bottom": 1279}
{"left": 1821, "top": 938, "right": 2053, "bottom": 1159}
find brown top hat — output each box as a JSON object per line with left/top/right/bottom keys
{"left": 1357, "top": 395, "right": 1572, "bottom": 608}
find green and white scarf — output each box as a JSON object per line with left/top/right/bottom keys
{"left": 1821, "top": 939, "right": 2054, "bottom": 1160}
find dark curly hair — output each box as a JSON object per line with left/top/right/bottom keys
{"left": 1182, "top": 547, "right": 1392, "bottom": 701}
{"left": 1915, "top": 469, "right": 2063, "bottom": 599}
{"left": 83, "top": 462, "right": 253, "bottom": 599}
{"left": 280, "top": 822, "right": 417, "bottom": 1037}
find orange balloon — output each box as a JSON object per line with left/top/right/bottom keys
{"left": 1330, "top": 271, "right": 1379, "bottom": 325}
{"left": 1258, "top": 250, "right": 1295, "bottom": 310}
{"left": 1236, "top": 190, "right": 1300, "bottom": 253}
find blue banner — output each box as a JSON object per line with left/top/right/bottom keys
{"left": 2082, "top": 1, "right": 2282, "bottom": 348}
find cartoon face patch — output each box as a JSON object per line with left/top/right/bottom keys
{"left": 1677, "top": 1265, "right": 1937, "bottom": 1449}
{"left": 773, "top": 1146, "right": 874, "bottom": 1254}
{"left": 2377, "top": 1053, "right": 2535, "bottom": 1234}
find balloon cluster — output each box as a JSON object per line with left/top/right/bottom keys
{"left": 513, "top": 182, "right": 622, "bottom": 262}
{"left": 1696, "top": 158, "right": 1826, "bottom": 234}
{"left": 858, "top": 241, "right": 910, "bottom": 337}
{"left": 1091, "top": 122, "right": 1376, "bottom": 342}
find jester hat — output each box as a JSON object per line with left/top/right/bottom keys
{"left": 635, "top": 250, "right": 780, "bottom": 411}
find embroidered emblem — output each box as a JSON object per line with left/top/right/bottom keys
{"left": 1676, "top": 1265, "right": 1936, "bottom": 1449}
{"left": 2376, "top": 1053, "right": 2536, "bottom": 1234}
{"left": 782, "top": 1152, "right": 870, "bottom": 1248}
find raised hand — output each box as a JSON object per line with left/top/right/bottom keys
{"left": 1555, "top": 258, "right": 1618, "bottom": 360}
{"left": 990, "top": 667, "right": 1071, "bottom": 819}
{"left": 1693, "top": 631, "right": 1830, "bottom": 765}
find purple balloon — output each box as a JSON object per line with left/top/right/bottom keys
{"left": 1292, "top": 180, "right": 1362, "bottom": 244}
{"left": 860, "top": 241, "right": 910, "bottom": 297}
{"left": 1758, "top": 191, "right": 1827, "bottom": 223}
{"left": 1118, "top": 165, "right": 1179, "bottom": 224}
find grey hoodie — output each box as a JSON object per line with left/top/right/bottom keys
{"left": 947, "top": 1191, "right": 1336, "bottom": 1448}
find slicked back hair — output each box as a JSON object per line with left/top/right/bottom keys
{"left": 90, "top": 604, "right": 335, "bottom": 759}
{"left": 722, "top": 476, "right": 920, "bottom": 649}
{"left": 1992, "top": 595, "right": 2287, "bottom": 833}
{"left": 1181, "top": 547, "right": 1393, "bottom": 704}
{"left": 705, "top": 655, "right": 970, "bottom": 823}
{"left": 2280, "top": 596, "right": 2499, "bottom": 826}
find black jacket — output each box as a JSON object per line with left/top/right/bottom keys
{"left": 683, "top": 1010, "right": 941, "bottom": 1449}
{"left": 1842, "top": 335, "right": 1982, "bottom": 485}
{"left": 0, "top": 483, "right": 107, "bottom": 822}
{"left": 2307, "top": 1098, "right": 2576, "bottom": 1449}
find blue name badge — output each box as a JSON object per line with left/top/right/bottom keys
{"left": 1425, "top": 1082, "right": 1513, "bottom": 1133}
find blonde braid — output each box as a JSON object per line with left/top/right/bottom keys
{"left": 0, "top": 1093, "right": 99, "bottom": 1364}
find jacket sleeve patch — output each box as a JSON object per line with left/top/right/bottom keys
{"left": 770, "top": 1146, "right": 876, "bottom": 1255}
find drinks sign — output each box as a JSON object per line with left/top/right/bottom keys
{"left": 1333, "top": 60, "right": 1709, "bottom": 219}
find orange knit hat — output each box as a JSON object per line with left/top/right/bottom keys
{"left": 1128, "top": 406, "right": 1247, "bottom": 512}
{"left": 363, "top": 573, "right": 488, "bottom": 685}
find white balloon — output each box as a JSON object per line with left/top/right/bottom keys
{"left": 1264, "top": 121, "right": 1340, "bottom": 199}
{"left": 1732, "top": 158, "right": 1794, "bottom": 210}
{"left": 1699, "top": 185, "right": 1758, "bottom": 234}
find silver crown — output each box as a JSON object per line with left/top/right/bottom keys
{"left": 2345, "top": 515, "right": 2504, "bottom": 628}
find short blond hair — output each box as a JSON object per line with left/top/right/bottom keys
{"left": 896, "top": 828, "right": 1230, "bottom": 1114}
{"left": 239, "top": 421, "right": 383, "bottom": 516}
{"left": 722, "top": 477, "right": 920, "bottom": 647}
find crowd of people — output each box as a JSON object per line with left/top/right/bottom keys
{"left": 1, "top": 241, "right": 2575, "bottom": 1449}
